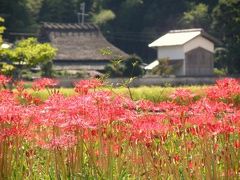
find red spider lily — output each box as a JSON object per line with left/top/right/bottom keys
{"left": 74, "top": 78, "right": 103, "bottom": 94}
{"left": 157, "top": 101, "right": 180, "bottom": 112}
{"left": 207, "top": 78, "right": 240, "bottom": 100}
{"left": 0, "top": 77, "right": 240, "bottom": 178}
{"left": 225, "top": 110, "right": 240, "bottom": 127}
{"left": 0, "top": 74, "right": 11, "bottom": 87}
{"left": 130, "top": 114, "right": 170, "bottom": 143}
{"left": 170, "top": 88, "right": 195, "bottom": 102}
{"left": 186, "top": 141, "right": 195, "bottom": 151}
{"left": 188, "top": 161, "right": 193, "bottom": 170}
{"left": 32, "top": 78, "right": 59, "bottom": 90}
{"left": 15, "top": 80, "right": 25, "bottom": 93}
{"left": 173, "top": 155, "right": 180, "bottom": 163}
{"left": 0, "top": 90, "right": 16, "bottom": 103}
{"left": 214, "top": 144, "right": 219, "bottom": 151}
{"left": 46, "top": 134, "right": 77, "bottom": 149}
{"left": 234, "top": 140, "right": 240, "bottom": 149}
{"left": 136, "top": 99, "right": 162, "bottom": 112}
{"left": 0, "top": 95, "right": 31, "bottom": 143}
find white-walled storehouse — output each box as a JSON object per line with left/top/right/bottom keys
{"left": 147, "top": 29, "right": 220, "bottom": 76}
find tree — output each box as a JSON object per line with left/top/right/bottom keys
{"left": 92, "top": 9, "right": 115, "bottom": 25}
{"left": 0, "top": 38, "right": 56, "bottom": 78}
{"left": 105, "top": 58, "right": 125, "bottom": 77}
{"left": 185, "top": 0, "right": 218, "bottom": 10}
{"left": 0, "top": 17, "right": 12, "bottom": 76}
{"left": 122, "top": 55, "right": 143, "bottom": 77}
{"left": 88, "top": 0, "right": 116, "bottom": 25}
{"left": 214, "top": 47, "right": 228, "bottom": 71}
{"left": 0, "top": 17, "right": 5, "bottom": 46}
{"left": 105, "top": 55, "right": 144, "bottom": 77}
{"left": 179, "top": 3, "right": 210, "bottom": 30}
{"left": 38, "top": 0, "right": 77, "bottom": 23}
{"left": 0, "top": 0, "right": 40, "bottom": 33}
{"left": 212, "top": 0, "right": 240, "bottom": 73}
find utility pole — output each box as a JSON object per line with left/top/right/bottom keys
{"left": 77, "top": 2, "right": 88, "bottom": 24}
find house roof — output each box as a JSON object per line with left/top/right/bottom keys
{"left": 144, "top": 60, "right": 160, "bottom": 70}
{"left": 42, "top": 22, "right": 99, "bottom": 31}
{"left": 148, "top": 28, "right": 220, "bottom": 48}
{"left": 40, "top": 22, "right": 128, "bottom": 61}
{"left": 144, "top": 59, "right": 183, "bottom": 70}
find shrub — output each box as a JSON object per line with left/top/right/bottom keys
{"left": 151, "top": 58, "right": 173, "bottom": 76}
{"left": 213, "top": 68, "right": 227, "bottom": 76}
{"left": 122, "top": 54, "right": 144, "bottom": 77}
{"left": 105, "top": 54, "right": 144, "bottom": 77}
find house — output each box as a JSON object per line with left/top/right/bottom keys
{"left": 39, "top": 22, "right": 128, "bottom": 72}
{"left": 146, "top": 29, "right": 220, "bottom": 76}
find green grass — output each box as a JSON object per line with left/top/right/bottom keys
{"left": 29, "top": 85, "right": 209, "bottom": 102}
{"left": 29, "top": 88, "right": 76, "bottom": 100}
{"left": 111, "top": 85, "right": 207, "bottom": 102}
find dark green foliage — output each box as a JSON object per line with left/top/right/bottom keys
{"left": 0, "top": 17, "right": 5, "bottom": 45}
{"left": 214, "top": 47, "right": 228, "bottom": 71}
{"left": 0, "top": 0, "right": 41, "bottom": 32}
{"left": 179, "top": 3, "right": 211, "bottom": 30}
{"left": 151, "top": 58, "right": 173, "bottom": 76}
{"left": 105, "top": 55, "right": 143, "bottom": 77}
{"left": 41, "top": 61, "right": 53, "bottom": 77}
{"left": 0, "top": 38, "right": 56, "bottom": 79}
{"left": 212, "top": 0, "right": 240, "bottom": 74}
{"left": 38, "top": 0, "right": 78, "bottom": 23}
{"left": 122, "top": 55, "right": 143, "bottom": 77}
{"left": 105, "top": 59, "right": 125, "bottom": 77}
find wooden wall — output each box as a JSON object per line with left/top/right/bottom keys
{"left": 185, "top": 47, "right": 214, "bottom": 76}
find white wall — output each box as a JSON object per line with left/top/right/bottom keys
{"left": 157, "top": 45, "right": 184, "bottom": 60}
{"left": 184, "top": 36, "right": 214, "bottom": 53}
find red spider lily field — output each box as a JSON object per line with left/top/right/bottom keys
{"left": 0, "top": 75, "right": 240, "bottom": 179}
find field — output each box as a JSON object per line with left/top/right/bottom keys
{"left": 30, "top": 85, "right": 207, "bottom": 102}
{"left": 0, "top": 76, "right": 240, "bottom": 179}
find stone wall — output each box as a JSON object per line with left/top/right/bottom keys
{"left": 57, "top": 76, "right": 224, "bottom": 87}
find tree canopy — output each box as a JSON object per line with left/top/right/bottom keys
{"left": 0, "top": 37, "right": 56, "bottom": 78}
{"left": 0, "top": 17, "right": 5, "bottom": 45}
{"left": 179, "top": 3, "right": 210, "bottom": 30}
{"left": 212, "top": 0, "right": 240, "bottom": 73}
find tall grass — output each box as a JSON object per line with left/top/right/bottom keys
{"left": 29, "top": 85, "right": 208, "bottom": 102}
